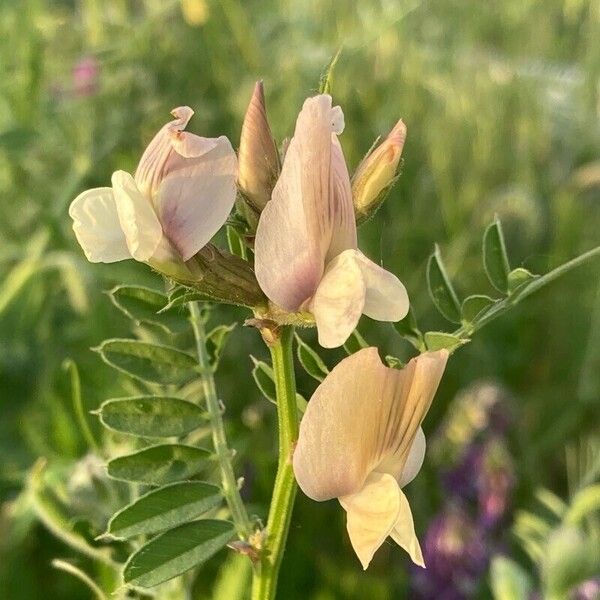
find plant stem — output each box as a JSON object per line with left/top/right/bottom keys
{"left": 252, "top": 326, "right": 299, "bottom": 600}
{"left": 188, "top": 302, "right": 253, "bottom": 541}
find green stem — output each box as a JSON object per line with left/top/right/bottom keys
{"left": 188, "top": 302, "right": 253, "bottom": 541}
{"left": 252, "top": 326, "right": 299, "bottom": 600}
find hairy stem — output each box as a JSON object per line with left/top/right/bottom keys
{"left": 189, "top": 302, "right": 253, "bottom": 540}
{"left": 252, "top": 326, "right": 299, "bottom": 600}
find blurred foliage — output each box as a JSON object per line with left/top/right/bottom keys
{"left": 0, "top": 0, "right": 599, "bottom": 598}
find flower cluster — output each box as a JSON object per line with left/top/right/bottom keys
{"left": 69, "top": 83, "right": 450, "bottom": 569}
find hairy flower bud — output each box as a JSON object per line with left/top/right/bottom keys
{"left": 238, "top": 81, "right": 280, "bottom": 215}
{"left": 352, "top": 119, "right": 406, "bottom": 222}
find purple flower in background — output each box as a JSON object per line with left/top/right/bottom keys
{"left": 73, "top": 57, "right": 99, "bottom": 97}
{"left": 411, "top": 506, "right": 489, "bottom": 599}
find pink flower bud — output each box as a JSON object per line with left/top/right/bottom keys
{"left": 238, "top": 81, "right": 279, "bottom": 212}
{"left": 352, "top": 119, "right": 406, "bottom": 220}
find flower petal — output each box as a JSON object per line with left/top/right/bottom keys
{"left": 390, "top": 488, "right": 424, "bottom": 567}
{"left": 156, "top": 137, "right": 237, "bottom": 261}
{"left": 353, "top": 251, "right": 409, "bottom": 321}
{"left": 326, "top": 137, "right": 357, "bottom": 261}
{"left": 339, "top": 472, "right": 402, "bottom": 570}
{"left": 399, "top": 427, "right": 426, "bottom": 487}
{"left": 111, "top": 171, "right": 163, "bottom": 262}
{"left": 255, "top": 94, "right": 355, "bottom": 311}
{"left": 69, "top": 187, "right": 131, "bottom": 263}
{"left": 310, "top": 249, "right": 366, "bottom": 348}
{"left": 293, "top": 348, "right": 448, "bottom": 501}
{"left": 134, "top": 106, "right": 219, "bottom": 198}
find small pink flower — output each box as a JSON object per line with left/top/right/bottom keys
{"left": 254, "top": 95, "right": 409, "bottom": 348}
{"left": 69, "top": 107, "right": 237, "bottom": 279}
{"left": 73, "top": 57, "right": 99, "bottom": 97}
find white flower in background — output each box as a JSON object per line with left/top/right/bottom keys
{"left": 69, "top": 107, "right": 237, "bottom": 280}
{"left": 293, "top": 347, "right": 449, "bottom": 569}
{"left": 254, "top": 94, "right": 409, "bottom": 348}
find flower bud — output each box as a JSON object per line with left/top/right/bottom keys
{"left": 238, "top": 81, "right": 280, "bottom": 215}
{"left": 352, "top": 119, "right": 406, "bottom": 222}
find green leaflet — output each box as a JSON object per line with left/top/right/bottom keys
{"left": 483, "top": 218, "right": 511, "bottom": 293}
{"left": 106, "top": 481, "right": 222, "bottom": 539}
{"left": 424, "top": 331, "right": 469, "bottom": 352}
{"left": 393, "top": 306, "right": 425, "bottom": 351}
{"left": 108, "top": 285, "right": 187, "bottom": 333}
{"left": 206, "top": 324, "right": 236, "bottom": 368}
{"left": 96, "top": 397, "right": 206, "bottom": 438}
{"left": 461, "top": 294, "right": 496, "bottom": 323}
{"left": 490, "top": 556, "right": 533, "bottom": 600}
{"left": 93, "top": 339, "right": 198, "bottom": 385}
{"left": 427, "top": 244, "right": 462, "bottom": 323}
{"left": 295, "top": 334, "right": 329, "bottom": 381}
{"left": 251, "top": 358, "right": 276, "bottom": 402}
{"left": 342, "top": 329, "right": 368, "bottom": 355}
{"left": 251, "top": 357, "right": 307, "bottom": 412}
{"left": 107, "top": 444, "right": 211, "bottom": 485}
{"left": 123, "top": 519, "right": 235, "bottom": 588}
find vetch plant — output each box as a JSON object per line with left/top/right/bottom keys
{"left": 47, "top": 68, "right": 600, "bottom": 600}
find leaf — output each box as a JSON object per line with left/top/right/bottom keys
{"left": 564, "top": 484, "right": 600, "bottom": 525}
{"left": 106, "top": 482, "right": 221, "bottom": 540}
{"left": 461, "top": 294, "right": 496, "bottom": 323}
{"left": 343, "top": 329, "right": 368, "bottom": 355}
{"left": 108, "top": 285, "right": 186, "bottom": 333}
{"left": 393, "top": 307, "right": 425, "bottom": 351}
{"left": 507, "top": 267, "right": 538, "bottom": 295}
{"left": 123, "top": 519, "right": 235, "bottom": 588}
{"left": 542, "top": 525, "right": 600, "bottom": 596}
{"left": 424, "top": 331, "right": 469, "bottom": 352}
{"left": 107, "top": 444, "right": 211, "bottom": 485}
{"left": 295, "top": 334, "right": 329, "bottom": 381}
{"left": 94, "top": 339, "right": 197, "bottom": 385}
{"left": 251, "top": 358, "right": 276, "bottom": 402}
{"left": 490, "top": 556, "right": 533, "bottom": 600}
{"left": 160, "top": 288, "right": 214, "bottom": 313}
{"left": 251, "top": 357, "right": 307, "bottom": 412}
{"left": 226, "top": 226, "right": 247, "bottom": 260}
{"left": 427, "top": 245, "right": 462, "bottom": 323}
{"left": 206, "top": 324, "right": 236, "bottom": 368}
{"left": 483, "top": 218, "right": 511, "bottom": 293}
{"left": 97, "top": 397, "right": 206, "bottom": 438}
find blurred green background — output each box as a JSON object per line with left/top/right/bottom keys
{"left": 1, "top": 0, "right": 599, "bottom": 598}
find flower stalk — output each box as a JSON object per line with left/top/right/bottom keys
{"left": 252, "top": 326, "right": 299, "bottom": 600}
{"left": 189, "top": 301, "right": 253, "bottom": 541}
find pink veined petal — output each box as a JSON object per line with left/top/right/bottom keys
{"left": 326, "top": 136, "right": 357, "bottom": 262}
{"left": 310, "top": 249, "right": 366, "bottom": 348}
{"left": 292, "top": 348, "right": 448, "bottom": 501}
{"left": 339, "top": 472, "right": 402, "bottom": 570}
{"left": 134, "top": 106, "right": 218, "bottom": 198}
{"left": 390, "top": 488, "right": 425, "bottom": 567}
{"left": 254, "top": 141, "right": 324, "bottom": 311}
{"left": 111, "top": 171, "right": 163, "bottom": 262}
{"left": 353, "top": 250, "right": 409, "bottom": 321}
{"left": 255, "top": 94, "right": 352, "bottom": 311}
{"left": 69, "top": 187, "right": 131, "bottom": 263}
{"left": 156, "top": 137, "right": 237, "bottom": 261}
